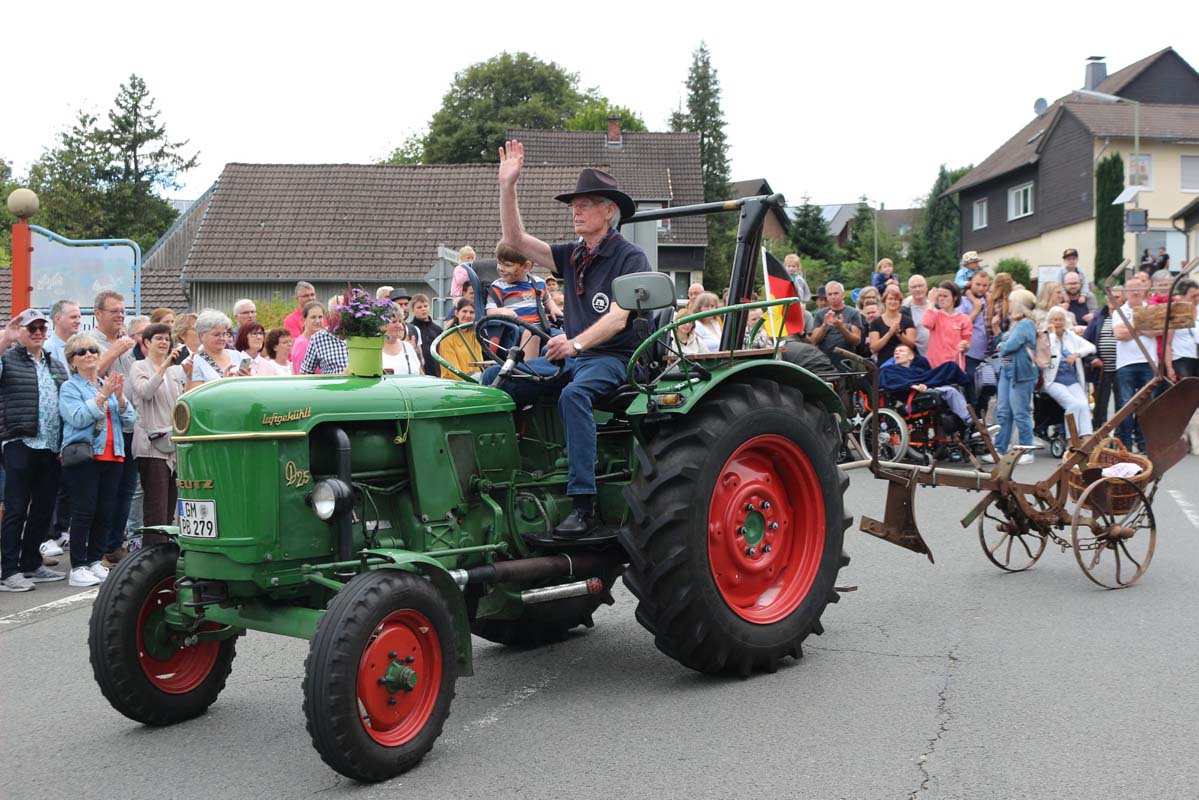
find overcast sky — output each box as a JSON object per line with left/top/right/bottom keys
{"left": 4, "top": 1, "right": 1196, "bottom": 212}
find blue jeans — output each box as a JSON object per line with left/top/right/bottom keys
{"left": 65, "top": 459, "right": 122, "bottom": 568}
{"left": 483, "top": 354, "right": 628, "bottom": 496}
{"left": 1115, "top": 363, "right": 1153, "bottom": 450}
{"left": 994, "top": 367, "right": 1034, "bottom": 454}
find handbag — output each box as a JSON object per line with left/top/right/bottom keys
{"left": 148, "top": 429, "right": 175, "bottom": 455}
{"left": 61, "top": 440, "right": 93, "bottom": 467}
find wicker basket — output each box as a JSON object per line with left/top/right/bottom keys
{"left": 1132, "top": 303, "right": 1196, "bottom": 333}
{"left": 1067, "top": 437, "right": 1153, "bottom": 514}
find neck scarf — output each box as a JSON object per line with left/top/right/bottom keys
{"left": 570, "top": 229, "right": 621, "bottom": 296}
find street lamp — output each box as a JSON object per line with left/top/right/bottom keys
{"left": 1076, "top": 88, "right": 1141, "bottom": 205}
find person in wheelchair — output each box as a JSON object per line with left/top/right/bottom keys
{"left": 487, "top": 140, "right": 650, "bottom": 538}
{"left": 879, "top": 345, "right": 973, "bottom": 429}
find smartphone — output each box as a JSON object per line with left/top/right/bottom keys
{"left": 238, "top": 357, "right": 253, "bottom": 375}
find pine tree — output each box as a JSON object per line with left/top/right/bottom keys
{"left": 913, "top": 165, "right": 966, "bottom": 275}
{"left": 671, "top": 42, "right": 733, "bottom": 291}
{"left": 789, "top": 196, "right": 834, "bottom": 262}
{"left": 1094, "top": 152, "right": 1125, "bottom": 284}
{"left": 25, "top": 111, "right": 112, "bottom": 241}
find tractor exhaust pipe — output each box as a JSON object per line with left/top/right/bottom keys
{"left": 521, "top": 577, "right": 604, "bottom": 605}
{"left": 447, "top": 551, "right": 625, "bottom": 589}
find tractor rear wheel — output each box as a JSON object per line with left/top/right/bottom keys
{"left": 89, "top": 543, "right": 237, "bottom": 725}
{"left": 303, "top": 569, "right": 457, "bottom": 782}
{"left": 620, "top": 378, "right": 851, "bottom": 675}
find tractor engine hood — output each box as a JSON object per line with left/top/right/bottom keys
{"left": 173, "top": 375, "right": 515, "bottom": 439}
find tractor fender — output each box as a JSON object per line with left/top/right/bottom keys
{"left": 361, "top": 549, "right": 474, "bottom": 677}
{"left": 628, "top": 360, "right": 844, "bottom": 419}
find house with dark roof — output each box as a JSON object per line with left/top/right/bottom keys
{"left": 948, "top": 47, "right": 1199, "bottom": 276}
{"left": 508, "top": 120, "right": 706, "bottom": 298}
{"left": 138, "top": 162, "right": 593, "bottom": 312}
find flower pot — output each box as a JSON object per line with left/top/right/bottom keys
{"left": 346, "top": 336, "right": 384, "bottom": 377}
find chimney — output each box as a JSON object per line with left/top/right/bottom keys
{"left": 1084, "top": 56, "right": 1107, "bottom": 90}
{"left": 606, "top": 115, "right": 622, "bottom": 147}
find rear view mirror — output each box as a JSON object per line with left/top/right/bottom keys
{"left": 613, "top": 272, "right": 677, "bottom": 312}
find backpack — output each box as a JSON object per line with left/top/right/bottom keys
{"left": 1027, "top": 326, "right": 1052, "bottom": 370}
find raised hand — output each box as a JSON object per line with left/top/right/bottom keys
{"left": 497, "top": 139, "right": 524, "bottom": 187}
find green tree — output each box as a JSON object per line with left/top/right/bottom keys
{"left": 423, "top": 52, "right": 586, "bottom": 164}
{"left": 1, "top": 158, "right": 17, "bottom": 266}
{"left": 565, "top": 98, "right": 647, "bottom": 132}
{"left": 25, "top": 111, "right": 112, "bottom": 241}
{"left": 1094, "top": 151, "right": 1125, "bottom": 284}
{"left": 911, "top": 164, "right": 970, "bottom": 275}
{"left": 382, "top": 132, "right": 427, "bottom": 165}
{"left": 671, "top": 42, "right": 733, "bottom": 291}
{"left": 789, "top": 196, "right": 835, "bottom": 263}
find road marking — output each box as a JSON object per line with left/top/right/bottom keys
{"left": 0, "top": 588, "right": 98, "bottom": 627}
{"left": 463, "top": 673, "right": 558, "bottom": 731}
{"left": 1168, "top": 489, "right": 1199, "bottom": 528}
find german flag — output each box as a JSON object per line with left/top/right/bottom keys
{"left": 762, "top": 250, "right": 805, "bottom": 337}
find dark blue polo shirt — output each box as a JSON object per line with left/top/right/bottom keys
{"left": 550, "top": 234, "right": 650, "bottom": 359}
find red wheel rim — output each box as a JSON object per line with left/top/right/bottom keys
{"left": 707, "top": 434, "right": 826, "bottom": 624}
{"left": 356, "top": 609, "right": 443, "bottom": 747}
{"left": 136, "top": 576, "right": 221, "bottom": 694}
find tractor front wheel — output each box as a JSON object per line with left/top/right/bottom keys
{"left": 620, "top": 379, "right": 851, "bottom": 675}
{"left": 89, "top": 543, "right": 237, "bottom": 725}
{"left": 303, "top": 569, "right": 457, "bottom": 782}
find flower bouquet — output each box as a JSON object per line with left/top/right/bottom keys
{"left": 333, "top": 287, "right": 394, "bottom": 377}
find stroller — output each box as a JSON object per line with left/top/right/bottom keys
{"left": 1033, "top": 388, "right": 1069, "bottom": 458}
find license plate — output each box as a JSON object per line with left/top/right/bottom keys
{"left": 179, "top": 499, "right": 219, "bottom": 539}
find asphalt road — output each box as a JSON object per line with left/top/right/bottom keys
{"left": 3, "top": 455, "right": 1197, "bottom": 800}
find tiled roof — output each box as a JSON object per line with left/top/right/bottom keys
{"left": 141, "top": 185, "right": 214, "bottom": 310}
{"left": 1094, "top": 47, "right": 1174, "bottom": 96}
{"left": 181, "top": 162, "right": 590, "bottom": 283}
{"left": 506, "top": 128, "right": 706, "bottom": 247}
{"left": 948, "top": 48, "right": 1199, "bottom": 196}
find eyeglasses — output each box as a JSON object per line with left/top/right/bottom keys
{"left": 70, "top": 346, "right": 100, "bottom": 358}
{"left": 99, "top": 307, "right": 125, "bottom": 316}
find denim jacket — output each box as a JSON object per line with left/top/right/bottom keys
{"left": 59, "top": 374, "right": 138, "bottom": 457}
{"left": 998, "top": 318, "right": 1039, "bottom": 383}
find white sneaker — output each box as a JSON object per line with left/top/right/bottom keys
{"left": 1017, "top": 453, "right": 1034, "bottom": 465}
{"left": 981, "top": 453, "right": 997, "bottom": 464}
{"left": 1, "top": 573, "right": 36, "bottom": 592}
{"left": 89, "top": 561, "right": 110, "bottom": 581}
{"left": 40, "top": 539, "right": 64, "bottom": 558}
{"left": 54, "top": 532, "right": 70, "bottom": 548}
{"left": 69, "top": 567, "right": 102, "bottom": 587}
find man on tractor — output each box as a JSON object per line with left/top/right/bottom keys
{"left": 487, "top": 139, "right": 649, "bottom": 539}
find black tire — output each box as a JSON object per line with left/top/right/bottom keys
{"left": 1049, "top": 437, "right": 1066, "bottom": 459}
{"left": 89, "top": 543, "right": 237, "bottom": 725}
{"left": 468, "top": 566, "right": 621, "bottom": 648}
{"left": 303, "top": 569, "right": 457, "bottom": 783}
{"left": 620, "top": 378, "right": 851, "bottom": 675}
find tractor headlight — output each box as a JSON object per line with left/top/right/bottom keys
{"left": 308, "top": 479, "right": 353, "bottom": 521}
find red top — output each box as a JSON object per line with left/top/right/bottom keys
{"left": 283, "top": 307, "right": 305, "bottom": 338}
{"left": 94, "top": 409, "right": 123, "bottom": 463}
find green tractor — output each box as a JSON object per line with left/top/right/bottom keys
{"left": 89, "top": 194, "right": 851, "bottom": 782}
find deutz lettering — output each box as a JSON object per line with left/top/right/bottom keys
{"left": 177, "top": 479, "right": 215, "bottom": 489}
{"left": 262, "top": 407, "right": 313, "bottom": 427}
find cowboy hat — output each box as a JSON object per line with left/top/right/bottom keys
{"left": 555, "top": 168, "right": 636, "bottom": 223}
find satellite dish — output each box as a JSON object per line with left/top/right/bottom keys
{"left": 1033, "top": 98, "right": 1049, "bottom": 116}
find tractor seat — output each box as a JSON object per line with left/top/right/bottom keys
{"left": 593, "top": 384, "right": 641, "bottom": 414}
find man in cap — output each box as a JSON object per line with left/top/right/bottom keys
{"left": 954, "top": 251, "right": 984, "bottom": 288}
{"left": 0, "top": 310, "right": 69, "bottom": 591}
{"left": 1061, "top": 248, "right": 1090, "bottom": 295}
{"left": 491, "top": 139, "right": 649, "bottom": 538}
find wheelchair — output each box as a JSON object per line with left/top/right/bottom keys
{"left": 849, "top": 382, "right": 991, "bottom": 465}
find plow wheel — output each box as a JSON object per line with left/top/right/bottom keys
{"left": 977, "top": 500, "right": 1048, "bottom": 572}
{"left": 1070, "top": 478, "right": 1156, "bottom": 589}
{"left": 621, "top": 378, "right": 850, "bottom": 676}
{"left": 89, "top": 543, "right": 237, "bottom": 726}
{"left": 304, "top": 569, "right": 457, "bottom": 782}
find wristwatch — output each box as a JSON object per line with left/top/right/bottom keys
{"left": 572, "top": 340, "right": 584, "bottom": 354}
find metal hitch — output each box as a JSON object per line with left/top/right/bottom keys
{"left": 859, "top": 470, "right": 935, "bottom": 563}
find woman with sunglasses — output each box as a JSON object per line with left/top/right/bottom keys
{"left": 58, "top": 333, "right": 137, "bottom": 587}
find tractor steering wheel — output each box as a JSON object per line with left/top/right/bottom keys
{"left": 475, "top": 316, "right": 564, "bottom": 382}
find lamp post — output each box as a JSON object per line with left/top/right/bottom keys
{"left": 1076, "top": 89, "right": 1141, "bottom": 205}
{"left": 7, "top": 188, "right": 39, "bottom": 318}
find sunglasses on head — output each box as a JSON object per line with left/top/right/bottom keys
{"left": 71, "top": 346, "right": 101, "bottom": 358}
